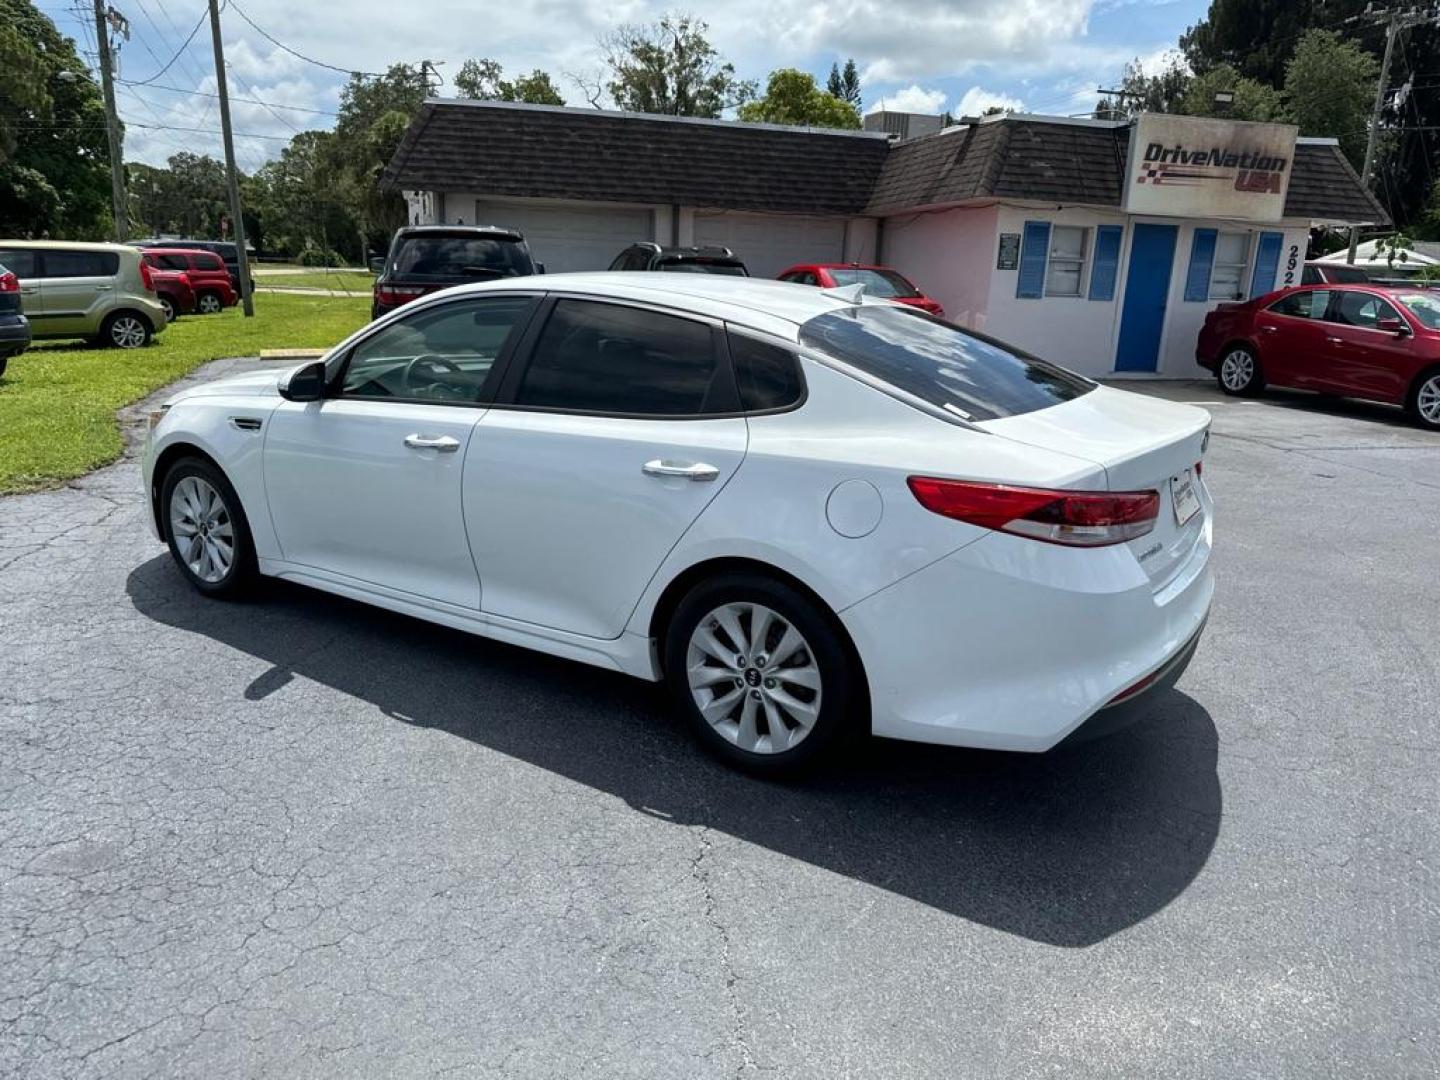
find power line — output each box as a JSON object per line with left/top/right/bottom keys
{"left": 114, "top": 78, "right": 338, "bottom": 116}
{"left": 124, "top": 3, "right": 208, "bottom": 87}
{"left": 226, "top": 0, "right": 378, "bottom": 77}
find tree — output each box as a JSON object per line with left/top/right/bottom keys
{"left": 1180, "top": 0, "right": 1331, "bottom": 85}
{"left": 600, "top": 14, "right": 754, "bottom": 117}
{"left": 1177, "top": 64, "right": 1285, "bottom": 122}
{"left": 454, "top": 58, "right": 565, "bottom": 105}
{"left": 0, "top": 0, "right": 111, "bottom": 238}
{"left": 1284, "top": 29, "right": 1378, "bottom": 169}
{"left": 1095, "top": 54, "right": 1192, "bottom": 120}
{"left": 247, "top": 130, "right": 359, "bottom": 260}
{"left": 826, "top": 59, "right": 861, "bottom": 108}
{"left": 738, "top": 69, "right": 860, "bottom": 129}
{"left": 329, "top": 63, "right": 427, "bottom": 254}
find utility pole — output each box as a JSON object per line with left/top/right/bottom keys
{"left": 92, "top": 1, "right": 129, "bottom": 241}
{"left": 208, "top": 0, "right": 254, "bottom": 316}
{"left": 1347, "top": 5, "right": 1436, "bottom": 264}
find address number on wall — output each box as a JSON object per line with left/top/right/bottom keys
{"left": 1282, "top": 243, "right": 1299, "bottom": 286}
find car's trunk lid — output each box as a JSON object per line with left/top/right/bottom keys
{"left": 977, "top": 385, "right": 1211, "bottom": 587}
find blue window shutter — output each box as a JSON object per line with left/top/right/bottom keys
{"left": 1249, "top": 231, "right": 1284, "bottom": 298}
{"left": 1088, "top": 225, "right": 1123, "bottom": 301}
{"left": 1184, "top": 228, "right": 1217, "bottom": 302}
{"left": 1016, "top": 221, "right": 1051, "bottom": 299}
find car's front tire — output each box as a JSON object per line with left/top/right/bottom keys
{"left": 160, "top": 457, "right": 257, "bottom": 599}
{"left": 1408, "top": 367, "right": 1440, "bottom": 432}
{"left": 103, "top": 311, "right": 152, "bottom": 349}
{"left": 1217, "top": 344, "right": 1263, "bottom": 396}
{"left": 197, "top": 292, "right": 223, "bottom": 315}
{"left": 159, "top": 295, "right": 176, "bottom": 322}
{"left": 663, "top": 574, "right": 862, "bottom": 775}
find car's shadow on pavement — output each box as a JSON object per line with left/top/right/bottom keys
{"left": 127, "top": 556, "right": 1222, "bottom": 948}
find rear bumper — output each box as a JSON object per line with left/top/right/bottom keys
{"left": 0, "top": 316, "right": 30, "bottom": 356}
{"left": 841, "top": 507, "right": 1214, "bottom": 752}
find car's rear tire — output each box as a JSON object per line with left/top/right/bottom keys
{"left": 1407, "top": 366, "right": 1440, "bottom": 431}
{"left": 197, "top": 292, "right": 222, "bottom": 315}
{"left": 1217, "top": 344, "right": 1263, "bottom": 396}
{"left": 662, "top": 574, "right": 862, "bottom": 776}
{"left": 102, "top": 311, "right": 152, "bottom": 349}
{"left": 0, "top": 357, "right": 7, "bottom": 378}
{"left": 160, "top": 457, "right": 257, "bottom": 599}
{"left": 159, "top": 295, "right": 176, "bottom": 322}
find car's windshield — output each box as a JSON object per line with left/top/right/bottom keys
{"left": 826, "top": 267, "right": 921, "bottom": 298}
{"left": 1396, "top": 292, "right": 1440, "bottom": 329}
{"left": 392, "top": 236, "right": 532, "bottom": 279}
{"left": 799, "top": 305, "right": 1094, "bottom": 422}
{"left": 658, "top": 260, "right": 747, "bottom": 276}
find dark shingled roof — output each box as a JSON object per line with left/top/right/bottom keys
{"left": 382, "top": 100, "right": 890, "bottom": 215}
{"left": 385, "top": 104, "right": 1389, "bottom": 227}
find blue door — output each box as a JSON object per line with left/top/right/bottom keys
{"left": 1115, "top": 223, "right": 1178, "bottom": 372}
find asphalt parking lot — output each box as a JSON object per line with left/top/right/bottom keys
{"left": 2, "top": 364, "right": 1436, "bottom": 1078}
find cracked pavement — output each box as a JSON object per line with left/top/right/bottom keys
{"left": 1, "top": 362, "right": 1436, "bottom": 1077}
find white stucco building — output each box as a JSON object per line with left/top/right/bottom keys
{"left": 385, "top": 102, "right": 1387, "bottom": 379}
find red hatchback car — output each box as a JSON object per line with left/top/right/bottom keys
{"left": 1198, "top": 284, "right": 1440, "bottom": 431}
{"left": 140, "top": 249, "right": 237, "bottom": 314}
{"left": 777, "top": 263, "right": 944, "bottom": 316}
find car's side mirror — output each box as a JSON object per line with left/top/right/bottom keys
{"left": 534, "top": 262, "right": 546, "bottom": 275}
{"left": 279, "top": 360, "right": 328, "bottom": 402}
{"left": 368, "top": 256, "right": 385, "bottom": 275}
{"left": 1377, "top": 316, "right": 1410, "bottom": 336}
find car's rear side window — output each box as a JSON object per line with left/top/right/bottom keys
{"left": 40, "top": 250, "right": 119, "bottom": 278}
{"left": 728, "top": 332, "right": 804, "bottom": 412}
{"left": 1268, "top": 290, "right": 1330, "bottom": 319}
{"left": 155, "top": 253, "right": 190, "bottom": 271}
{"left": 0, "top": 250, "right": 36, "bottom": 277}
{"left": 516, "top": 299, "right": 726, "bottom": 416}
{"left": 798, "top": 305, "right": 1092, "bottom": 422}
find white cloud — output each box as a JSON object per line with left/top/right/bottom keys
{"left": 865, "top": 85, "right": 946, "bottom": 115}
{"left": 955, "top": 86, "right": 1027, "bottom": 116}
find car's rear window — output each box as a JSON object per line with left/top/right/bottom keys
{"left": 392, "top": 235, "right": 532, "bottom": 279}
{"left": 1321, "top": 265, "right": 1370, "bottom": 284}
{"left": 799, "top": 305, "right": 1094, "bottom": 422}
{"left": 826, "top": 267, "right": 920, "bottom": 298}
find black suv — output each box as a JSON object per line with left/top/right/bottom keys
{"left": 608, "top": 243, "right": 749, "bottom": 276}
{"left": 0, "top": 261, "right": 30, "bottom": 377}
{"left": 133, "top": 238, "right": 249, "bottom": 296}
{"left": 372, "top": 226, "right": 538, "bottom": 320}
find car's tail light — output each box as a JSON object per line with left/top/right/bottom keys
{"left": 907, "top": 476, "right": 1160, "bottom": 547}
{"left": 139, "top": 259, "right": 155, "bottom": 292}
{"left": 374, "top": 284, "right": 424, "bottom": 306}
{"left": 0, "top": 270, "right": 17, "bottom": 293}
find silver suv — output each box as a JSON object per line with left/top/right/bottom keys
{"left": 0, "top": 241, "right": 169, "bottom": 349}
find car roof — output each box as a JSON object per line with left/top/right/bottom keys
{"left": 0, "top": 239, "right": 139, "bottom": 253}
{"left": 396, "top": 225, "right": 524, "bottom": 240}
{"left": 404, "top": 272, "right": 870, "bottom": 337}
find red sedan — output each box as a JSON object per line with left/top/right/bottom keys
{"left": 777, "top": 263, "right": 944, "bottom": 316}
{"left": 1198, "top": 284, "right": 1440, "bottom": 431}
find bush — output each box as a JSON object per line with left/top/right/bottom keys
{"left": 297, "top": 247, "right": 344, "bottom": 267}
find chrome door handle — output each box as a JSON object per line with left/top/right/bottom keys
{"left": 642, "top": 459, "right": 720, "bottom": 482}
{"left": 1259, "top": 325, "right": 1278, "bottom": 333}
{"left": 94, "top": 285, "right": 112, "bottom": 291}
{"left": 1326, "top": 336, "right": 1343, "bottom": 344}
{"left": 404, "top": 433, "right": 460, "bottom": 452}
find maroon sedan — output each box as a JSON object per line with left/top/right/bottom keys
{"left": 1197, "top": 284, "right": 1440, "bottom": 431}
{"left": 777, "top": 263, "right": 944, "bottom": 316}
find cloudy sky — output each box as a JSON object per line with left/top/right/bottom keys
{"left": 38, "top": 0, "right": 1207, "bottom": 170}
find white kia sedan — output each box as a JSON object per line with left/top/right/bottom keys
{"left": 142, "top": 274, "right": 1213, "bottom": 773}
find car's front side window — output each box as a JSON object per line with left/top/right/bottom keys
{"left": 341, "top": 295, "right": 537, "bottom": 402}
{"left": 1329, "top": 291, "right": 1401, "bottom": 330}
{"left": 513, "top": 299, "right": 729, "bottom": 416}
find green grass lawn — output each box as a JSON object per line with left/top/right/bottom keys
{"left": 251, "top": 268, "right": 374, "bottom": 292}
{"left": 0, "top": 293, "right": 368, "bottom": 494}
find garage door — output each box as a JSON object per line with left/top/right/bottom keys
{"left": 473, "top": 201, "right": 655, "bottom": 274}
{"left": 692, "top": 212, "right": 847, "bottom": 279}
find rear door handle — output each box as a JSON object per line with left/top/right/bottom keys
{"left": 642, "top": 459, "right": 719, "bottom": 482}
{"left": 1326, "top": 336, "right": 1343, "bottom": 344}
{"left": 1259, "top": 325, "right": 1278, "bottom": 333}
{"left": 404, "top": 433, "right": 460, "bottom": 453}
{"left": 94, "top": 285, "right": 112, "bottom": 291}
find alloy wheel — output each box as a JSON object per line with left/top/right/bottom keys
{"left": 198, "top": 294, "right": 222, "bottom": 314}
{"left": 110, "top": 316, "right": 147, "bottom": 348}
{"left": 1418, "top": 374, "right": 1440, "bottom": 426}
{"left": 169, "top": 475, "right": 235, "bottom": 584}
{"left": 685, "top": 602, "right": 822, "bottom": 755}
{"left": 1220, "top": 349, "right": 1253, "bottom": 391}
{"left": 161, "top": 297, "right": 175, "bottom": 321}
